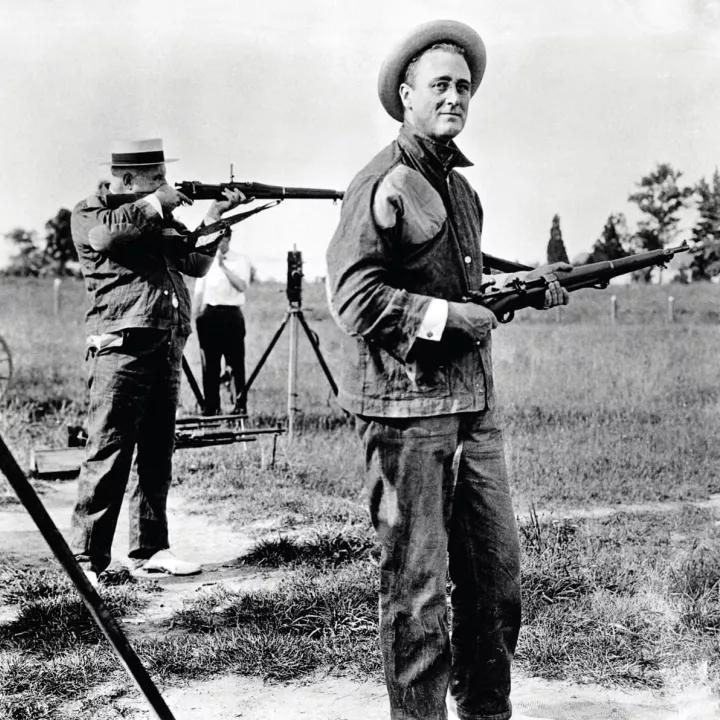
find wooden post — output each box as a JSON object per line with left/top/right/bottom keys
{"left": 668, "top": 295, "right": 675, "bottom": 323}
{"left": 610, "top": 295, "right": 617, "bottom": 324}
{"left": 53, "top": 277, "right": 61, "bottom": 316}
{"left": 287, "top": 311, "right": 299, "bottom": 443}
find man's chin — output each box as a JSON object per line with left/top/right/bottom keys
{"left": 433, "top": 126, "right": 463, "bottom": 143}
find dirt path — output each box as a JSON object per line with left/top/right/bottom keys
{"left": 1, "top": 481, "right": 719, "bottom": 719}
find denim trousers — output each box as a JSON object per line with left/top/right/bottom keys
{"left": 70, "top": 327, "right": 187, "bottom": 573}
{"left": 358, "top": 410, "right": 521, "bottom": 720}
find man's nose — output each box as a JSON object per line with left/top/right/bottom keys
{"left": 444, "top": 85, "right": 461, "bottom": 105}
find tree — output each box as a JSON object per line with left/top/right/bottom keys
{"left": 546, "top": 214, "right": 569, "bottom": 264}
{"left": 44, "top": 208, "right": 77, "bottom": 275}
{"left": 627, "top": 163, "right": 692, "bottom": 281}
{"left": 1, "top": 227, "right": 45, "bottom": 276}
{"left": 2, "top": 208, "right": 79, "bottom": 277}
{"left": 628, "top": 163, "right": 692, "bottom": 252}
{"left": 586, "top": 214, "right": 630, "bottom": 263}
{"left": 689, "top": 169, "right": 720, "bottom": 280}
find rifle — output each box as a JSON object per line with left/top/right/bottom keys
{"left": 174, "top": 180, "right": 344, "bottom": 202}
{"left": 102, "top": 179, "right": 344, "bottom": 247}
{"left": 465, "top": 243, "right": 690, "bottom": 323}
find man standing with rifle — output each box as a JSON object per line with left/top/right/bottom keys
{"left": 70, "top": 138, "right": 244, "bottom": 587}
{"left": 326, "top": 21, "right": 568, "bottom": 720}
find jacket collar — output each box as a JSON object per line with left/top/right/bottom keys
{"left": 397, "top": 122, "right": 473, "bottom": 180}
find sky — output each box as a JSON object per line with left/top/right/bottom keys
{"left": 1, "top": 0, "right": 720, "bottom": 279}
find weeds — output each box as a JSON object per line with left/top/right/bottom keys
{"left": 153, "top": 564, "right": 381, "bottom": 681}
{"left": 671, "top": 545, "right": 720, "bottom": 633}
{"left": 241, "top": 529, "right": 378, "bottom": 568}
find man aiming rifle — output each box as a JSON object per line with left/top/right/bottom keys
{"left": 69, "top": 138, "right": 245, "bottom": 587}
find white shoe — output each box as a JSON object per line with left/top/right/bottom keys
{"left": 132, "top": 549, "right": 201, "bottom": 576}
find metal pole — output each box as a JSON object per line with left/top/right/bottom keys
{"left": 296, "top": 310, "right": 338, "bottom": 396}
{"left": 0, "top": 433, "right": 177, "bottom": 720}
{"left": 181, "top": 355, "right": 205, "bottom": 413}
{"left": 287, "top": 310, "right": 299, "bottom": 443}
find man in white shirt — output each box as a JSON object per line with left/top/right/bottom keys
{"left": 194, "top": 233, "right": 253, "bottom": 415}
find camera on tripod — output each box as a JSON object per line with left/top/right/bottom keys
{"left": 286, "top": 249, "right": 304, "bottom": 307}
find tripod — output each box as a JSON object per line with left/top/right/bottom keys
{"left": 236, "top": 249, "right": 337, "bottom": 440}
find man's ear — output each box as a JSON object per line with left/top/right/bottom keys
{"left": 122, "top": 172, "right": 134, "bottom": 189}
{"left": 399, "top": 83, "right": 412, "bottom": 111}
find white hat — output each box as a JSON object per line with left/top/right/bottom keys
{"left": 105, "top": 138, "right": 178, "bottom": 166}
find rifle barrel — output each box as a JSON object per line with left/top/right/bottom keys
{"left": 481, "top": 243, "right": 689, "bottom": 320}
{"left": 175, "top": 181, "right": 344, "bottom": 202}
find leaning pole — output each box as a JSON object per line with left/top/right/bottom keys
{"left": 0, "top": 431, "right": 177, "bottom": 720}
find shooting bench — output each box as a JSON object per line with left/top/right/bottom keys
{"left": 29, "top": 414, "right": 284, "bottom": 480}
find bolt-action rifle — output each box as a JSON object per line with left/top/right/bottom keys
{"left": 103, "top": 177, "right": 345, "bottom": 248}
{"left": 465, "top": 243, "right": 690, "bottom": 323}
{"left": 174, "top": 180, "right": 344, "bottom": 203}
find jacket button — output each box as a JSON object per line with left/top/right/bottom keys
{"left": 427, "top": 331, "right": 434, "bottom": 338}
{"left": 464, "top": 256, "right": 472, "bottom": 264}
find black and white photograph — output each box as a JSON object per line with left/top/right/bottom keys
{"left": 1, "top": 1, "right": 720, "bottom": 718}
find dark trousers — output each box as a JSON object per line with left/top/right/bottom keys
{"left": 358, "top": 410, "right": 521, "bottom": 720}
{"left": 196, "top": 305, "right": 246, "bottom": 414}
{"left": 70, "top": 327, "right": 187, "bottom": 574}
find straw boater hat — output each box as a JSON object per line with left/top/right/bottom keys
{"left": 378, "top": 19, "right": 487, "bottom": 123}
{"left": 105, "top": 138, "right": 178, "bottom": 166}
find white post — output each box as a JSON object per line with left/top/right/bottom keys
{"left": 668, "top": 295, "right": 675, "bottom": 323}
{"left": 610, "top": 295, "right": 617, "bottom": 324}
{"left": 555, "top": 305, "right": 562, "bottom": 324}
{"left": 53, "top": 278, "right": 62, "bottom": 316}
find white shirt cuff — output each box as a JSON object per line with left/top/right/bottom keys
{"left": 417, "top": 299, "right": 448, "bottom": 341}
{"left": 141, "top": 194, "right": 163, "bottom": 218}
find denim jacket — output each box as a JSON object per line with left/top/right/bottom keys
{"left": 72, "top": 191, "right": 215, "bottom": 336}
{"left": 326, "top": 123, "right": 494, "bottom": 417}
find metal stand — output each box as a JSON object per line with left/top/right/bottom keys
{"left": 235, "top": 249, "right": 337, "bottom": 442}
{"left": 237, "top": 306, "right": 337, "bottom": 442}
{"left": 181, "top": 355, "right": 206, "bottom": 414}
{"left": 0, "top": 432, "right": 176, "bottom": 720}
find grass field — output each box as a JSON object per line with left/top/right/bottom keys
{"left": 1, "top": 276, "right": 720, "bottom": 717}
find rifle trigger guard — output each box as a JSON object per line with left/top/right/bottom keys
{"left": 592, "top": 280, "right": 610, "bottom": 289}
{"left": 498, "top": 311, "right": 514, "bottom": 324}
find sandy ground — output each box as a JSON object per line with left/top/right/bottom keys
{"left": 1, "top": 478, "right": 719, "bottom": 720}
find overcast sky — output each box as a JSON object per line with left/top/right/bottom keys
{"left": 1, "top": 0, "right": 719, "bottom": 279}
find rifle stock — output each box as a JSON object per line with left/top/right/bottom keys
{"left": 468, "top": 244, "right": 690, "bottom": 323}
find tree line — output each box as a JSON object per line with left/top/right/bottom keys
{"left": 2, "top": 208, "right": 77, "bottom": 277}
{"left": 546, "top": 163, "right": 720, "bottom": 281}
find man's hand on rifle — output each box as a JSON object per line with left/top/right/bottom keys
{"left": 152, "top": 183, "right": 193, "bottom": 213}
{"left": 206, "top": 188, "right": 247, "bottom": 223}
{"left": 525, "top": 262, "right": 573, "bottom": 308}
{"left": 446, "top": 301, "right": 498, "bottom": 343}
